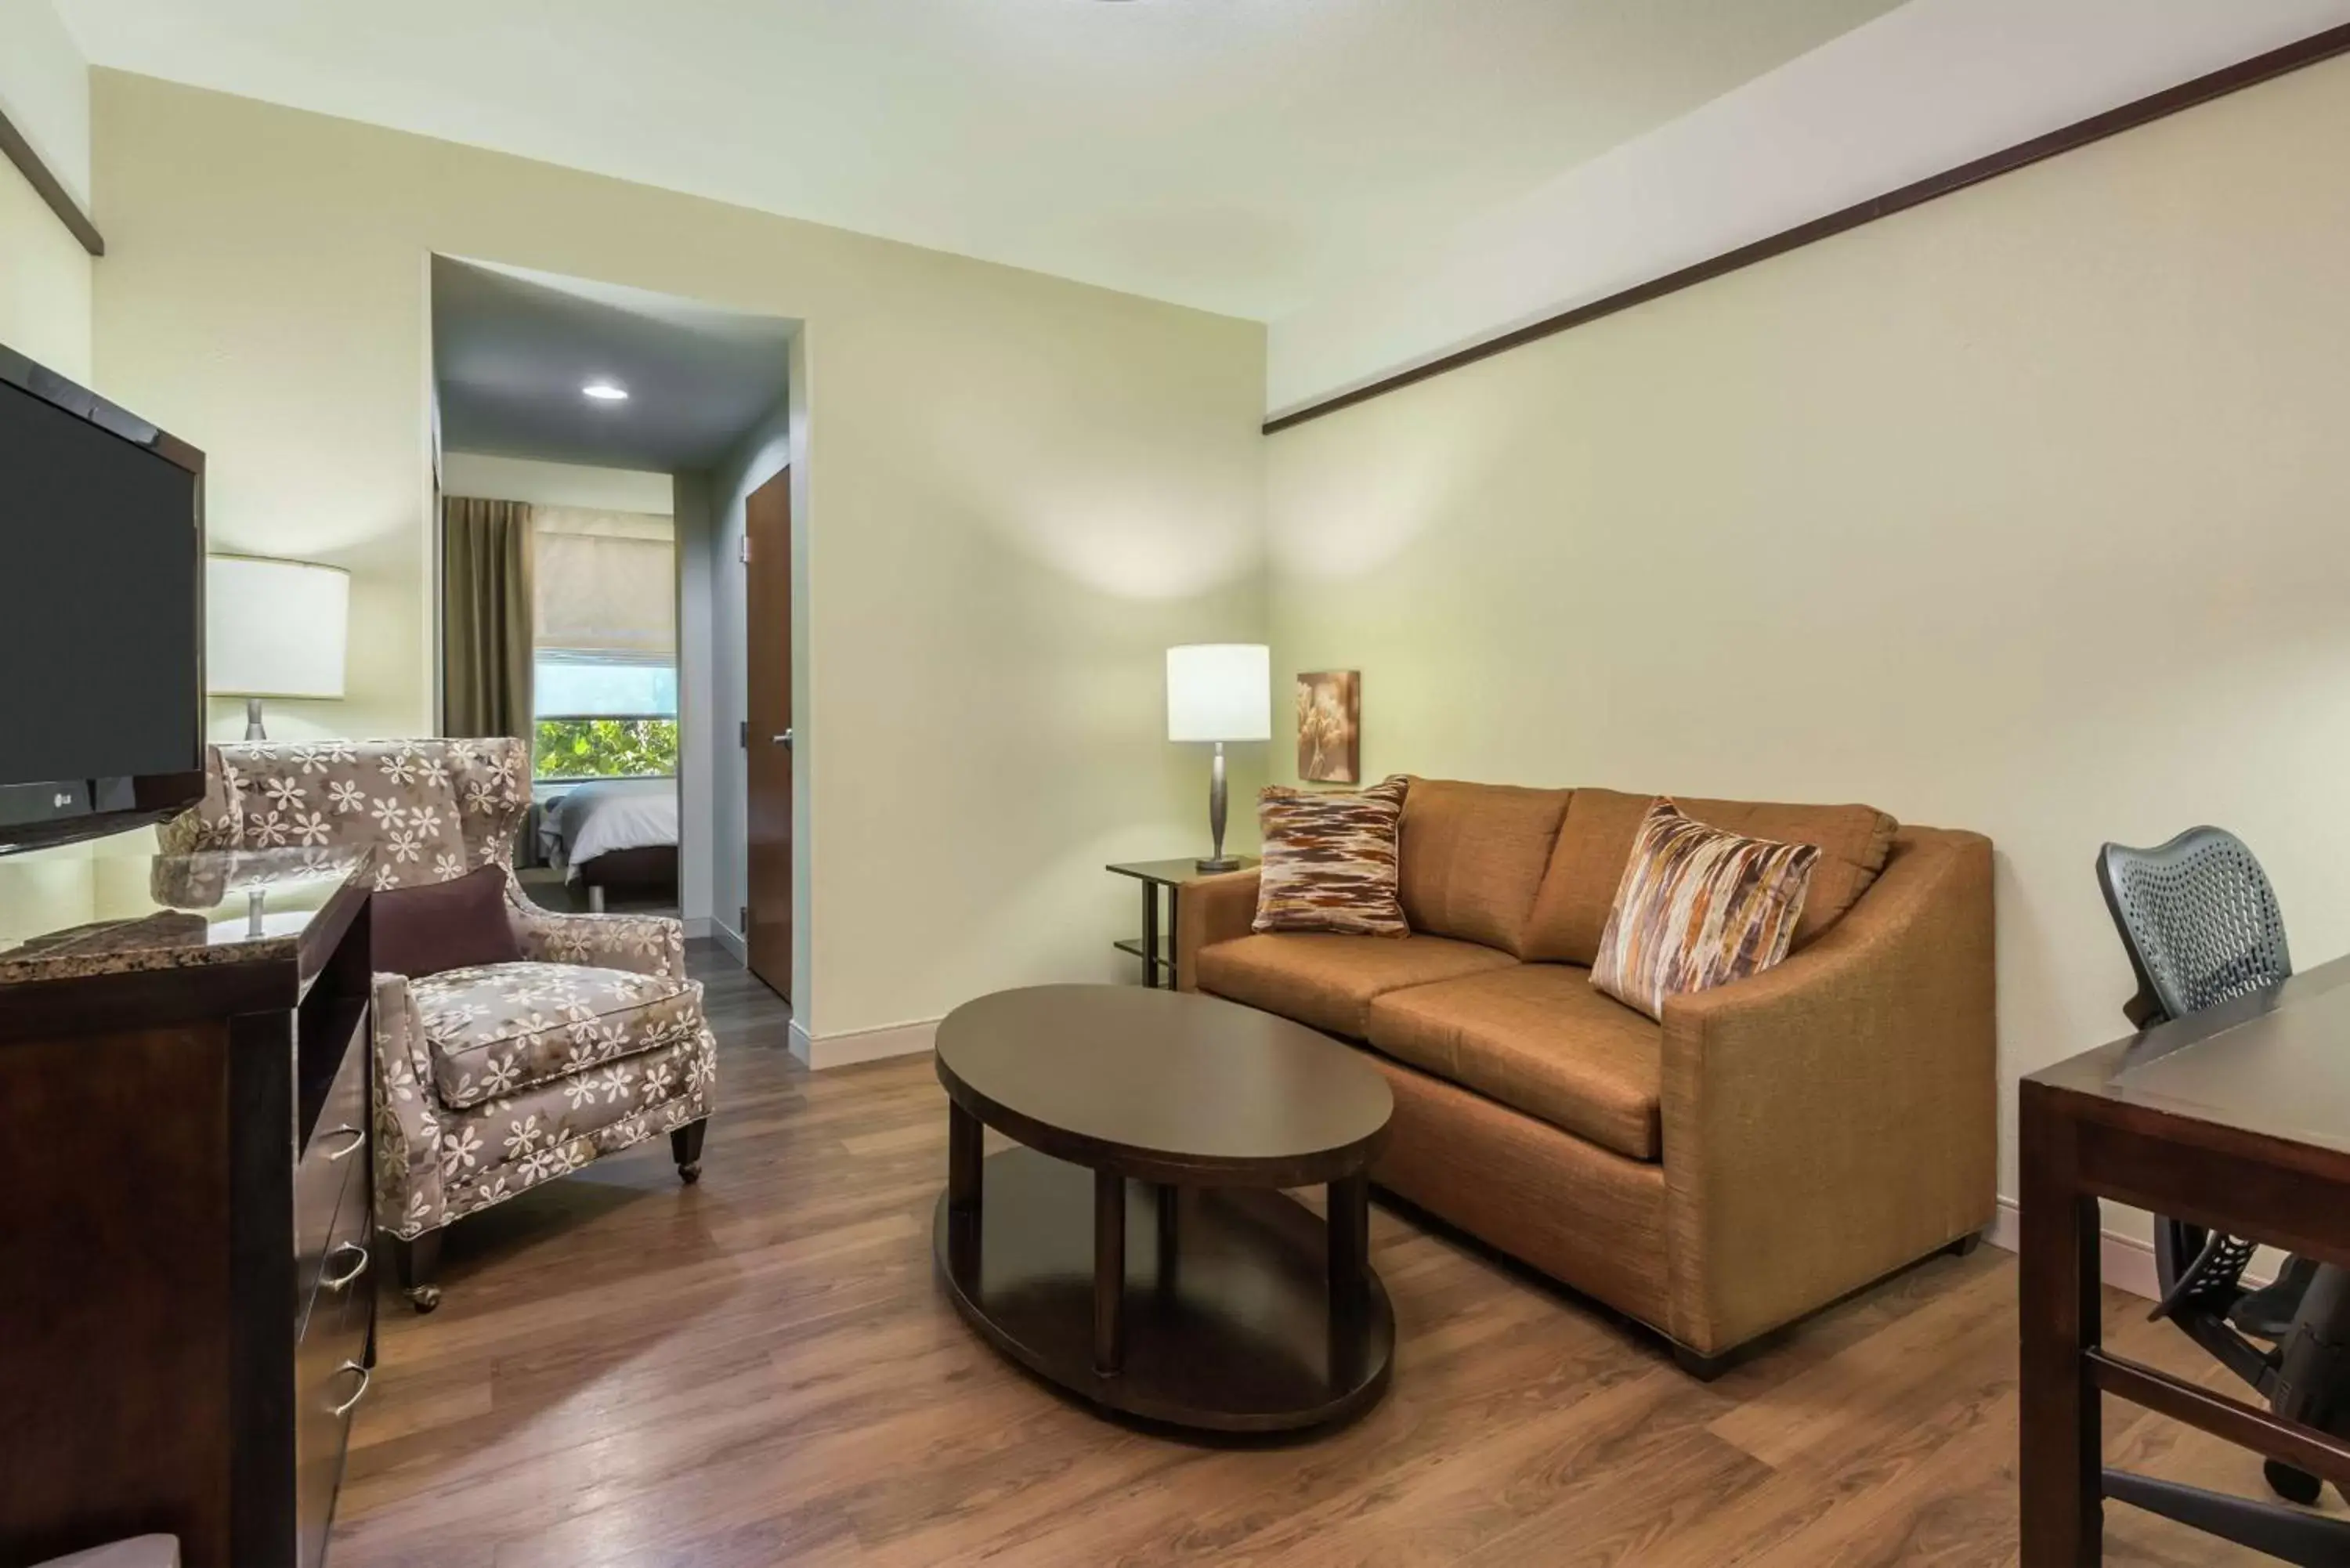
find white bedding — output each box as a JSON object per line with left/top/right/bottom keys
{"left": 541, "top": 779, "right": 678, "bottom": 882}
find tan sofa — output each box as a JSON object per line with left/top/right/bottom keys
{"left": 1176, "top": 780, "right": 1995, "bottom": 1374}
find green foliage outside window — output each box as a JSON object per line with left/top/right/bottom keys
{"left": 533, "top": 718, "right": 680, "bottom": 781}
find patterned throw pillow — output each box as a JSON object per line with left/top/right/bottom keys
{"left": 1591, "top": 799, "right": 1820, "bottom": 1021}
{"left": 1253, "top": 776, "right": 1412, "bottom": 938}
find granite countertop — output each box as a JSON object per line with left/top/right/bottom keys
{"left": 0, "top": 839, "right": 370, "bottom": 988}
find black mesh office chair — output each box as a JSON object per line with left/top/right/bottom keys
{"left": 2096, "top": 828, "right": 2350, "bottom": 1563}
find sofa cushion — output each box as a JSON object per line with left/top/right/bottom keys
{"left": 1591, "top": 800, "right": 1819, "bottom": 1022}
{"left": 1365, "top": 964, "right": 1663, "bottom": 1161}
{"left": 1397, "top": 779, "right": 1571, "bottom": 956}
{"left": 1523, "top": 787, "right": 1897, "bottom": 965}
{"left": 414, "top": 959, "right": 702, "bottom": 1108}
{"left": 1195, "top": 932, "right": 1515, "bottom": 1039}
{"left": 1253, "top": 776, "right": 1411, "bottom": 937}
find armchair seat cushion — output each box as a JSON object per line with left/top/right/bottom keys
{"left": 1365, "top": 964, "right": 1662, "bottom": 1162}
{"left": 414, "top": 960, "right": 702, "bottom": 1109}
{"left": 429, "top": 1013, "right": 714, "bottom": 1227}
{"left": 1195, "top": 932, "right": 1515, "bottom": 1039}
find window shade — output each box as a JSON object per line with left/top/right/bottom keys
{"left": 532, "top": 508, "right": 675, "bottom": 657}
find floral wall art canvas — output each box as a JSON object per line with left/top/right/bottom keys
{"left": 1295, "top": 670, "right": 1361, "bottom": 784}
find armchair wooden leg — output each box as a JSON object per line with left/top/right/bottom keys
{"left": 393, "top": 1229, "right": 443, "bottom": 1314}
{"left": 671, "top": 1118, "right": 707, "bottom": 1184}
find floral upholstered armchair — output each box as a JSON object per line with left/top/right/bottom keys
{"left": 161, "top": 737, "right": 715, "bottom": 1310}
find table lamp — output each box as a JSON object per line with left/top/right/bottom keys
{"left": 1166, "top": 643, "right": 1270, "bottom": 872}
{"left": 205, "top": 555, "right": 350, "bottom": 740}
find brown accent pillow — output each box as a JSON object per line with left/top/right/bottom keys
{"left": 1396, "top": 779, "right": 1571, "bottom": 956}
{"left": 1253, "top": 776, "right": 1412, "bottom": 938}
{"left": 1591, "top": 800, "right": 1820, "bottom": 1021}
{"left": 371, "top": 865, "right": 522, "bottom": 977}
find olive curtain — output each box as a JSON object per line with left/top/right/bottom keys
{"left": 440, "top": 496, "right": 534, "bottom": 740}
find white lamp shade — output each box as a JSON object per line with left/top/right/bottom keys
{"left": 205, "top": 555, "right": 350, "bottom": 699}
{"left": 1166, "top": 643, "right": 1271, "bottom": 742}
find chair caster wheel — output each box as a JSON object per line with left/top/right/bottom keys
{"left": 407, "top": 1284, "right": 442, "bottom": 1314}
{"left": 678, "top": 1162, "right": 702, "bottom": 1185}
{"left": 2265, "top": 1458, "right": 2323, "bottom": 1506}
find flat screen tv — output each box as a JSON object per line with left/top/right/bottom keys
{"left": 0, "top": 344, "right": 206, "bottom": 851}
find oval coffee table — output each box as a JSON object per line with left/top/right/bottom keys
{"left": 933, "top": 983, "right": 1396, "bottom": 1433}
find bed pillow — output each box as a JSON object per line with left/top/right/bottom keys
{"left": 372, "top": 865, "right": 523, "bottom": 977}
{"left": 1253, "top": 776, "right": 1412, "bottom": 938}
{"left": 1591, "top": 799, "right": 1820, "bottom": 1021}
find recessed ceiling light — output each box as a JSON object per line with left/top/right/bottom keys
{"left": 582, "top": 381, "right": 629, "bottom": 402}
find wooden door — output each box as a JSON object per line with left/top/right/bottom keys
{"left": 746, "top": 468, "right": 793, "bottom": 1001}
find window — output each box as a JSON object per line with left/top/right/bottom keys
{"left": 531, "top": 508, "right": 678, "bottom": 781}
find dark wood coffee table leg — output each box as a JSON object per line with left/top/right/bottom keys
{"left": 1155, "top": 1182, "right": 1180, "bottom": 1295}
{"left": 946, "top": 1100, "right": 982, "bottom": 1277}
{"left": 948, "top": 1100, "right": 982, "bottom": 1212}
{"left": 1329, "top": 1172, "right": 1368, "bottom": 1308}
{"left": 1094, "top": 1169, "right": 1126, "bottom": 1375}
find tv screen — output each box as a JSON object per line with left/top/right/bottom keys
{"left": 0, "top": 354, "right": 204, "bottom": 845}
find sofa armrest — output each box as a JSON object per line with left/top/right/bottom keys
{"left": 1175, "top": 869, "right": 1261, "bottom": 992}
{"left": 1658, "top": 827, "right": 1996, "bottom": 1356}
{"left": 371, "top": 973, "right": 450, "bottom": 1239}
{"left": 504, "top": 880, "right": 686, "bottom": 981}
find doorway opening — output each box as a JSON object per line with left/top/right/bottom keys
{"left": 428, "top": 255, "right": 797, "bottom": 1000}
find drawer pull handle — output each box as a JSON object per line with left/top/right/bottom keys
{"left": 322, "top": 1125, "right": 365, "bottom": 1162}
{"left": 321, "top": 1242, "right": 369, "bottom": 1292}
{"left": 330, "top": 1360, "right": 371, "bottom": 1418}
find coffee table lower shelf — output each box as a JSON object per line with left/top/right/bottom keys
{"left": 932, "top": 1146, "right": 1394, "bottom": 1434}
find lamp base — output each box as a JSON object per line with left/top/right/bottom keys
{"left": 244, "top": 697, "right": 267, "bottom": 742}
{"left": 1195, "top": 856, "right": 1242, "bottom": 873}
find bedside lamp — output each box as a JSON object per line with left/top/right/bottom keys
{"left": 205, "top": 555, "right": 350, "bottom": 740}
{"left": 1166, "top": 643, "right": 1270, "bottom": 872}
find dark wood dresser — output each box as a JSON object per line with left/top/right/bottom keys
{"left": 0, "top": 837, "right": 375, "bottom": 1568}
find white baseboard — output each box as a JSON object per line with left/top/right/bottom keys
{"left": 1984, "top": 1196, "right": 2273, "bottom": 1302}
{"left": 790, "top": 1016, "right": 938, "bottom": 1071}
{"left": 710, "top": 919, "right": 747, "bottom": 964}
{"left": 680, "top": 916, "right": 712, "bottom": 940}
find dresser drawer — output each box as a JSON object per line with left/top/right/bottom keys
{"left": 295, "top": 1020, "right": 369, "bottom": 1319}
{"left": 298, "top": 1147, "right": 371, "bottom": 1342}
{"left": 294, "top": 1256, "right": 374, "bottom": 1568}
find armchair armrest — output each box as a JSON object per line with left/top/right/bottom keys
{"left": 1175, "top": 869, "right": 1260, "bottom": 992}
{"left": 371, "top": 972, "right": 450, "bottom": 1239}
{"left": 504, "top": 880, "right": 686, "bottom": 981}
{"left": 1658, "top": 827, "right": 1996, "bottom": 1356}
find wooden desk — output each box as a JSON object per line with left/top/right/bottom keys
{"left": 2020, "top": 954, "right": 2350, "bottom": 1563}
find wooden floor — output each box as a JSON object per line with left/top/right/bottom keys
{"left": 331, "top": 944, "right": 2342, "bottom": 1566}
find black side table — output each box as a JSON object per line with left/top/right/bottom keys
{"left": 1106, "top": 857, "right": 1258, "bottom": 989}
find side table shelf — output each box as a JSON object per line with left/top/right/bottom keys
{"left": 1105, "top": 858, "right": 1257, "bottom": 991}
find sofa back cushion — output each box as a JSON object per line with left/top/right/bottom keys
{"left": 1523, "top": 787, "right": 1898, "bottom": 965}
{"left": 1396, "top": 779, "right": 1571, "bottom": 956}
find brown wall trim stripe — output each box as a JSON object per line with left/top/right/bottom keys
{"left": 0, "top": 99, "right": 103, "bottom": 257}
{"left": 1264, "top": 21, "right": 2350, "bottom": 436}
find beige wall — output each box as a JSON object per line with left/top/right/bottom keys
{"left": 440, "top": 450, "right": 673, "bottom": 513}
{"left": 1266, "top": 56, "right": 2350, "bottom": 1213}
{"left": 92, "top": 70, "right": 1267, "bottom": 1042}
{"left": 0, "top": 155, "right": 90, "bottom": 382}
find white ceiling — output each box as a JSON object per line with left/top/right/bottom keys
{"left": 56, "top": 0, "right": 1903, "bottom": 321}
{"left": 434, "top": 257, "right": 794, "bottom": 471}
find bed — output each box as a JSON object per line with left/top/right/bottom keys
{"left": 538, "top": 778, "right": 679, "bottom": 911}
